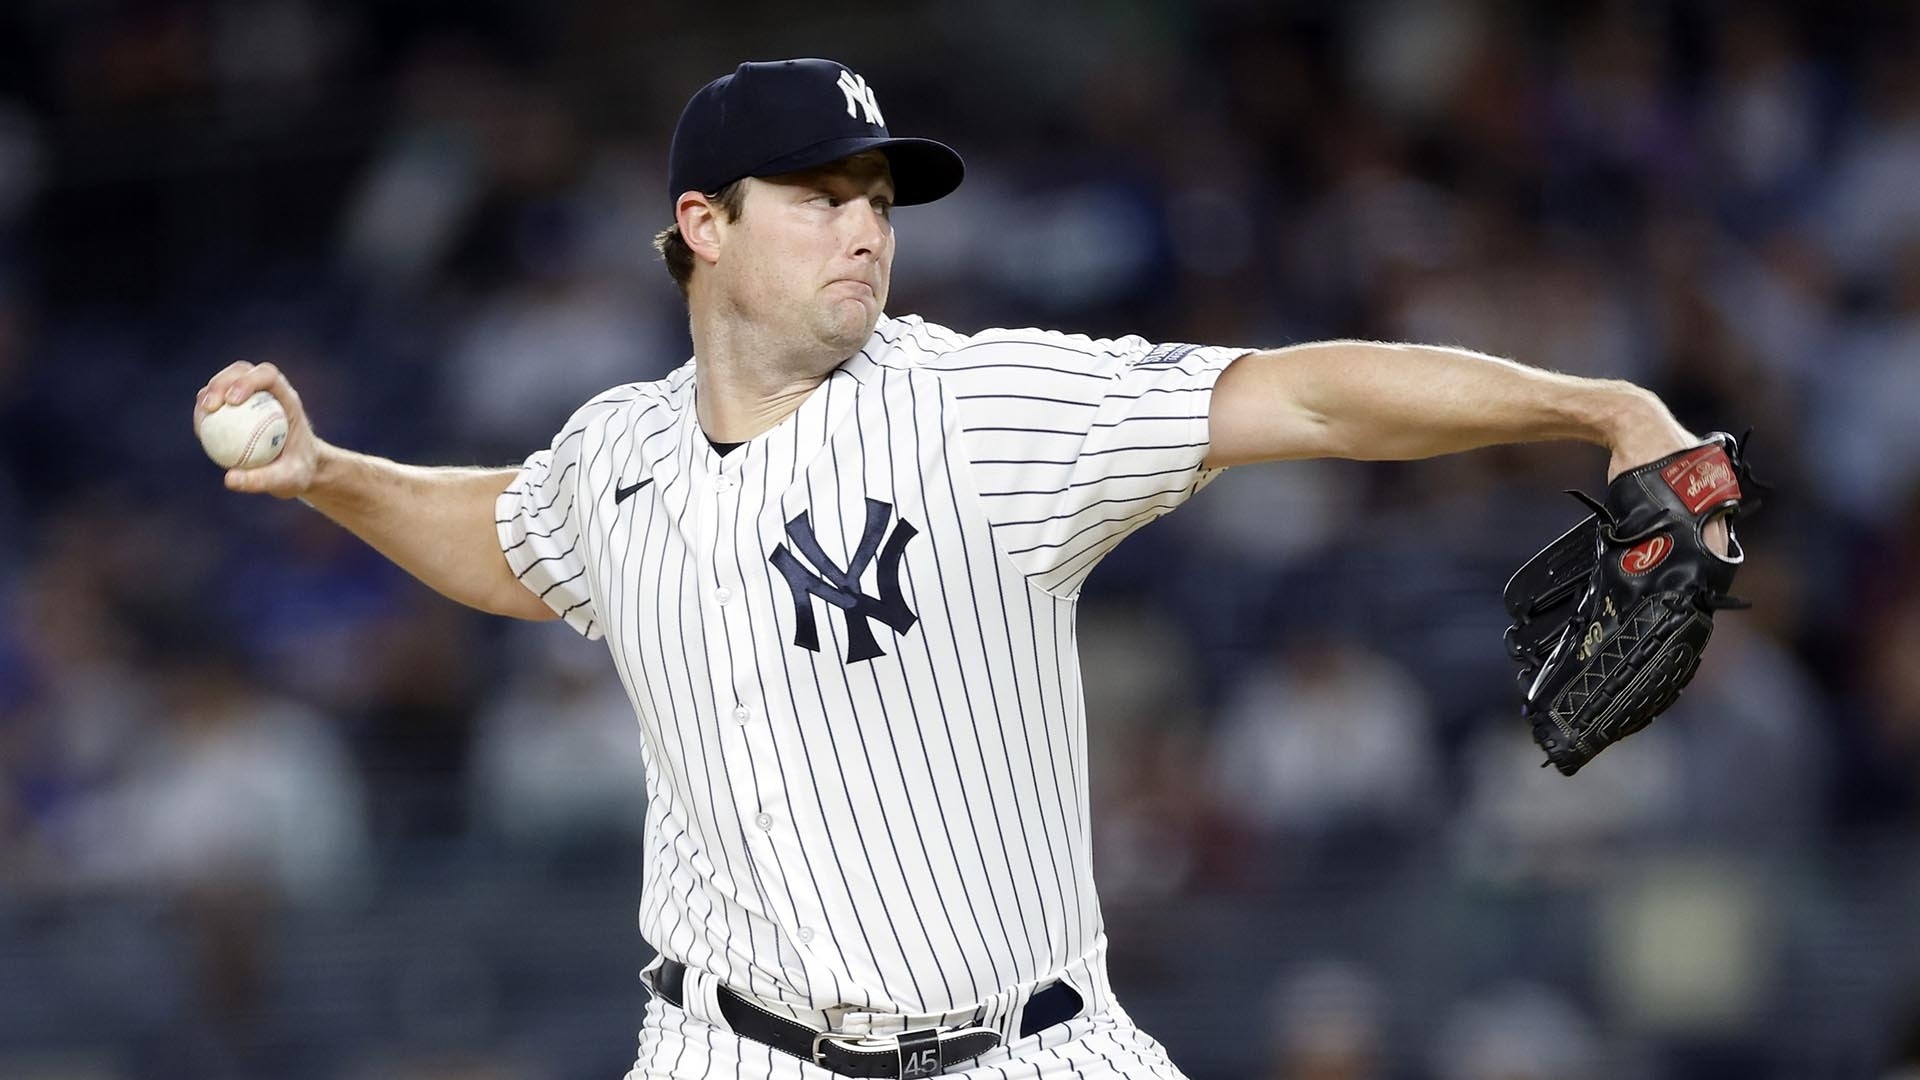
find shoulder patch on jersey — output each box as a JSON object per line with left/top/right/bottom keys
{"left": 1132, "top": 343, "right": 1205, "bottom": 368}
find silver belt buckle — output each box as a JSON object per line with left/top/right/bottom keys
{"left": 809, "top": 1030, "right": 893, "bottom": 1067}
{"left": 809, "top": 1030, "right": 841, "bottom": 1067}
{"left": 809, "top": 1029, "right": 936, "bottom": 1074}
{"left": 812, "top": 1025, "right": 1000, "bottom": 1078}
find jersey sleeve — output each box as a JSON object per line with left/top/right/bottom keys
{"left": 928, "top": 327, "right": 1253, "bottom": 594}
{"left": 495, "top": 406, "right": 607, "bottom": 640}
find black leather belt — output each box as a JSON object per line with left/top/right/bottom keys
{"left": 653, "top": 959, "right": 1083, "bottom": 1078}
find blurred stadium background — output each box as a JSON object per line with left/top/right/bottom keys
{"left": 1, "top": 1, "right": 1918, "bottom": 1077}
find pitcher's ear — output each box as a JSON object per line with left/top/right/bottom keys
{"left": 677, "top": 191, "right": 726, "bottom": 265}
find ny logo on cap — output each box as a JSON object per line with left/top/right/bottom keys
{"left": 836, "top": 68, "right": 884, "bottom": 126}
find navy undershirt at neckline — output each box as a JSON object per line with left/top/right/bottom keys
{"left": 709, "top": 439, "right": 743, "bottom": 457}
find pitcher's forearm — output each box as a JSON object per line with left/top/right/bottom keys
{"left": 304, "top": 442, "right": 555, "bottom": 620}
{"left": 1206, "top": 341, "right": 1675, "bottom": 468}
{"left": 1302, "top": 341, "right": 1650, "bottom": 459}
{"left": 194, "top": 360, "right": 556, "bottom": 620}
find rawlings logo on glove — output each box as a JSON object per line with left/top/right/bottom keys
{"left": 1502, "top": 432, "right": 1765, "bottom": 776}
{"left": 1621, "top": 535, "right": 1672, "bottom": 574}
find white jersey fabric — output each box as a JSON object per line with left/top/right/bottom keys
{"left": 496, "top": 314, "right": 1247, "bottom": 1056}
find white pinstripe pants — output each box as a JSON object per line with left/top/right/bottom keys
{"left": 624, "top": 998, "right": 1191, "bottom": 1079}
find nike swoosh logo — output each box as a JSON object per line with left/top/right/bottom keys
{"left": 613, "top": 478, "right": 652, "bottom": 504}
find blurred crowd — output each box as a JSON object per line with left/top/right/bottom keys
{"left": 1, "top": 1, "right": 1919, "bottom": 1078}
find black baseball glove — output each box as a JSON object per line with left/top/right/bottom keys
{"left": 1503, "top": 432, "right": 1763, "bottom": 776}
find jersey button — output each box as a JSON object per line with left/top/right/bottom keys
{"left": 732, "top": 706, "right": 752, "bottom": 725}
{"left": 714, "top": 586, "right": 733, "bottom": 605}
{"left": 754, "top": 813, "right": 774, "bottom": 832}
{"left": 713, "top": 475, "right": 735, "bottom": 493}
{"left": 797, "top": 927, "right": 815, "bottom": 944}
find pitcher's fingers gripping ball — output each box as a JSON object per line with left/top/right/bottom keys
{"left": 197, "top": 389, "right": 288, "bottom": 469}
{"left": 1504, "top": 431, "right": 1767, "bottom": 775}
{"left": 194, "top": 362, "right": 321, "bottom": 500}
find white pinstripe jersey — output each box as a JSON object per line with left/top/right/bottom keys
{"left": 497, "top": 314, "right": 1248, "bottom": 1016}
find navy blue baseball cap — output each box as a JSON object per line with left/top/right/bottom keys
{"left": 667, "top": 59, "right": 965, "bottom": 207}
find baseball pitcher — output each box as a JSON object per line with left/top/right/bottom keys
{"left": 192, "top": 59, "right": 1752, "bottom": 1079}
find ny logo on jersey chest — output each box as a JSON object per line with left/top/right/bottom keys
{"left": 770, "top": 498, "right": 917, "bottom": 663}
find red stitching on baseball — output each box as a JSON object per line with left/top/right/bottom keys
{"left": 236, "top": 403, "right": 282, "bottom": 467}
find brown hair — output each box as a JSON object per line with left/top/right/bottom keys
{"left": 653, "top": 180, "right": 748, "bottom": 299}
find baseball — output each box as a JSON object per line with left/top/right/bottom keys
{"left": 198, "top": 390, "right": 288, "bottom": 470}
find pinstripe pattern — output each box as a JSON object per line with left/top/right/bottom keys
{"left": 498, "top": 315, "right": 1243, "bottom": 1067}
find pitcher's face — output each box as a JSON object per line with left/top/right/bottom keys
{"left": 712, "top": 152, "right": 896, "bottom": 360}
